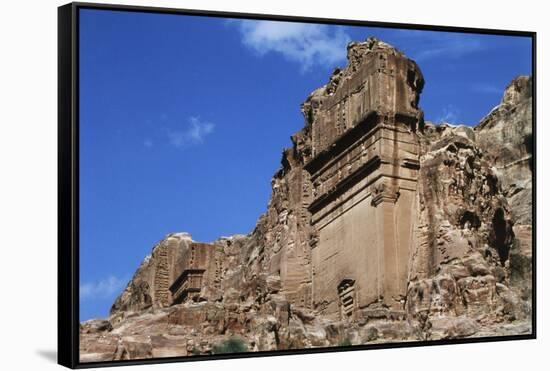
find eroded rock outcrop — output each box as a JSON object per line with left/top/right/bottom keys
{"left": 476, "top": 76, "right": 533, "bottom": 224}
{"left": 475, "top": 76, "right": 534, "bottom": 312}
{"left": 80, "top": 38, "right": 533, "bottom": 362}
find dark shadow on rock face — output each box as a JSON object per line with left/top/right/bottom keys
{"left": 524, "top": 133, "right": 533, "bottom": 171}
{"left": 36, "top": 350, "right": 57, "bottom": 363}
{"left": 459, "top": 210, "right": 481, "bottom": 230}
{"left": 491, "top": 208, "right": 513, "bottom": 265}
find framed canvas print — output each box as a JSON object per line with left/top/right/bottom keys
{"left": 58, "top": 2, "right": 536, "bottom": 368}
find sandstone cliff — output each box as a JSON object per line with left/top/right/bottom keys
{"left": 80, "top": 38, "right": 533, "bottom": 362}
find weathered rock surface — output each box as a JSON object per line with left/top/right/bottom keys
{"left": 476, "top": 76, "right": 533, "bottom": 311}
{"left": 80, "top": 38, "right": 533, "bottom": 362}
{"left": 476, "top": 76, "right": 533, "bottom": 225}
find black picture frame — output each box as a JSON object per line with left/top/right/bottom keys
{"left": 58, "top": 2, "right": 537, "bottom": 369}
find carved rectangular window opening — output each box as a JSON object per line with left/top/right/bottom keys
{"left": 338, "top": 279, "right": 356, "bottom": 319}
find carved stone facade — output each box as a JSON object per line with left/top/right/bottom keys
{"left": 169, "top": 242, "right": 223, "bottom": 304}
{"left": 109, "top": 233, "right": 227, "bottom": 315}
{"left": 303, "top": 40, "right": 424, "bottom": 316}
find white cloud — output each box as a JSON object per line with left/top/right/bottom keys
{"left": 471, "top": 83, "right": 504, "bottom": 95}
{"left": 168, "top": 116, "right": 215, "bottom": 148}
{"left": 235, "top": 20, "right": 350, "bottom": 71}
{"left": 143, "top": 139, "right": 153, "bottom": 148}
{"left": 436, "top": 104, "right": 460, "bottom": 124}
{"left": 80, "top": 276, "right": 126, "bottom": 300}
{"left": 392, "top": 30, "right": 483, "bottom": 62}
{"left": 415, "top": 39, "right": 481, "bottom": 61}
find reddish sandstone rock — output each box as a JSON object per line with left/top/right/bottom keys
{"left": 80, "top": 39, "right": 532, "bottom": 362}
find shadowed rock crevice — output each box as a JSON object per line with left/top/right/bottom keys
{"left": 491, "top": 208, "right": 514, "bottom": 266}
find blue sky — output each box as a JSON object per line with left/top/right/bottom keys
{"left": 79, "top": 9, "right": 532, "bottom": 321}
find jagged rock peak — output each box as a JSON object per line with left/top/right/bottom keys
{"left": 323, "top": 37, "right": 418, "bottom": 97}
{"left": 474, "top": 75, "right": 533, "bottom": 226}
{"left": 346, "top": 36, "right": 405, "bottom": 61}
{"left": 477, "top": 75, "right": 532, "bottom": 131}
{"left": 502, "top": 75, "right": 532, "bottom": 106}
